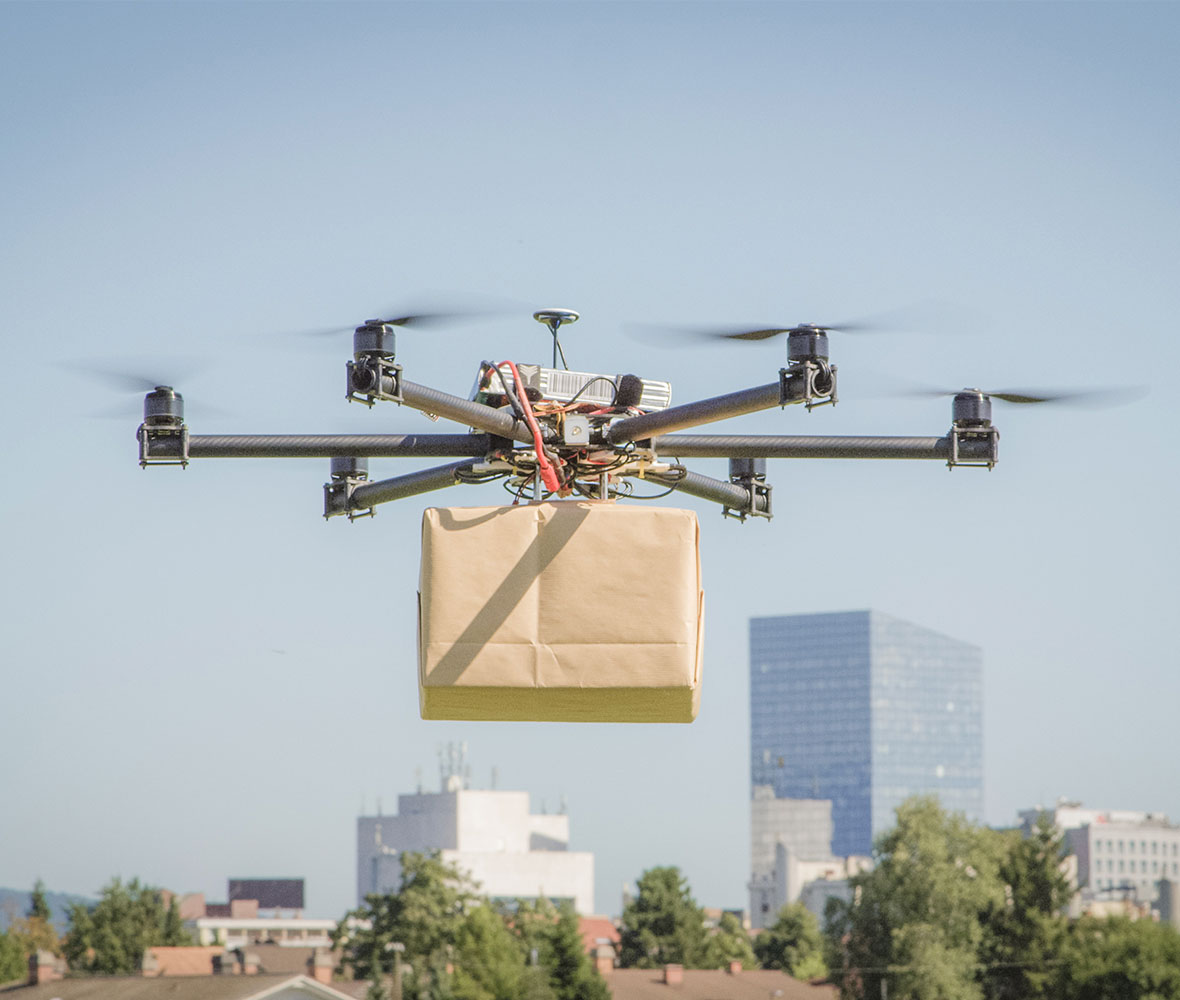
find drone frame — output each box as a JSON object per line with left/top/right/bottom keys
{"left": 136, "top": 317, "right": 1000, "bottom": 522}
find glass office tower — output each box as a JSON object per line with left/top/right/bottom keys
{"left": 750, "top": 610, "right": 982, "bottom": 858}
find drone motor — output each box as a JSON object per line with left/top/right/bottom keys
{"left": 142, "top": 386, "right": 184, "bottom": 427}
{"left": 952, "top": 389, "right": 993, "bottom": 426}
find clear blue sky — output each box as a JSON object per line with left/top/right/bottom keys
{"left": 2, "top": 1, "right": 1178, "bottom": 920}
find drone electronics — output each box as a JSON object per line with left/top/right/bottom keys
{"left": 133, "top": 305, "right": 1035, "bottom": 523}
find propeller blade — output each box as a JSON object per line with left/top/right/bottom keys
{"left": 76, "top": 359, "right": 230, "bottom": 419}
{"left": 629, "top": 300, "right": 986, "bottom": 346}
{"left": 720, "top": 327, "right": 793, "bottom": 342}
{"left": 290, "top": 293, "right": 522, "bottom": 339}
{"left": 987, "top": 387, "right": 1148, "bottom": 407}
{"left": 81, "top": 359, "right": 206, "bottom": 393}
{"left": 890, "top": 383, "right": 1148, "bottom": 408}
{"left": 92, "top": 372, "right": 174, "bottom": 393}
{"left": 379, "top": 312, "right": 488, "bottom": 329}
{"left": 629, "top": 319, "right": 890, "bottom": 345}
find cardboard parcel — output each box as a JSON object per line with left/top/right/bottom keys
{"left": 418, "top": 502, "right": 703, "bottom": 722}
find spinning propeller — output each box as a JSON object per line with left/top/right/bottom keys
{"left": 904, "top": 385, "right": 1148, "bottom": 408}
{"left": 295, "top": 295, "right": 518, "bottom": 340}
{"left": 698, "top": 321, "right": 878, "bottom": 342}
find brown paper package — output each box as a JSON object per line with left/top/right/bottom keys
{"left": 418, "top": 502, "right": 703, "bottom": 722}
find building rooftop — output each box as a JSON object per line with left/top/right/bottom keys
{"left": 606, "top": 968, "right": 835, "bottom": 999}
{"left": 0, "top": 972, "right": 354, "bottom": 1000}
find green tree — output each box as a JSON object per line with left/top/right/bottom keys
{"left": 62, "top": 877, "right": 181, "bottom": 975}
{"left": 505, "top": 898, "right": 556, "bottom": 966}
{"left": 618, "top": 867, "right": 707, "bottom": 969}
{"left": 28, "top": 881, "right": 51, "bottom": 923}
{"left": 755, "top": 903, "right": 826, "bottom": 979}
{"left": 545, "top": 904, "right": 610, "bottom": 1000}
{"left": 1053, "top": 915, "right": 1180, "bottom": 1000}
{"left": 980, "top": 815, "right": 1072, "bottom": 1000}
{"left": 0, "top": 931, "right": 25, "bottom": 984}
{"left": 335, "top": 852, "right": 478, "bottom": 1000}
{"left": 161, "top": 897, "right": 189, "bottom": 946}
{"left": 0, "top": 880, "right": 61, "bottom": 984}
{"left": 451, "top": 904, "right": 527, "bottom": 1000}
{"left": 702, "top": 911, "right": 758, "bottom": 970}
{"left": 825, "top": 797, "right": 1005, "bottom": 1000}
{"left": 502, "top": 899, "right": 606, "bottom": 1000}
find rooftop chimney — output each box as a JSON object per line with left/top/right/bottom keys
{"left": 308, "top": 948, "right": 335, "bottom": 985}
{"left": 28, "top": 951, "right": 63, "bottom": 985}
{"left": 593, "top": 943, "right": 615, "bottom": 976}
{"left": 141, "top": 949, "right": 160, "bottom": 977}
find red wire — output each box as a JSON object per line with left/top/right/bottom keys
{"left": 497, "top": 360, "right": 562, "bottom": 493}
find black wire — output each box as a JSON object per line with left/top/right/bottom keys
{"left": 563, "top": 376, "right": 619, "bottom": 408}
{"left": 484, "top": 363, "right": 527, "bottom": 421}
{"left": 456, "top": 468, "right": 506, "bottom": 485}
{"left": 506, "top": 478, "right": 531, "bottom": 503}
{"left": 571, "top": 478, "right": 618, "bottom": 501}
{"left": 622, "top": 461, "right": 687, "bottom": 500}
{"left": 487, "top": 364, "right": 570, "bottom": 487}
{"left": 620, "top": 482, "right": 683, "bottom": 500}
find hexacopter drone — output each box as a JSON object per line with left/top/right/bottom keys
{"left": 133, "top": 306, "right": 1062, "bottom": 518}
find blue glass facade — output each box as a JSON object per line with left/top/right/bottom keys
{"left": 750, "top": 610, "right": 982, "bottom": 858}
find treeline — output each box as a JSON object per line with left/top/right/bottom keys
{"left": 338, "top": 852, "right": 827, "bottom": 1000}
{"left": 12, "top": 798, "right": 1180, "bottom": 998}
{"left": 824, "top": 796, "right": 1180, "bottom": 1000}
{"left": 336, "top": 852, "right": 610, "bottom": 1000}
{"left": 0, "top": 877, "right": 190, "bottom": 982}
{"left": 614, "top": 865, "right": 823, "bottom": 976}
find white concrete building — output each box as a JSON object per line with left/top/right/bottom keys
{"left": 748, "top": 786, "right": 871, "bottom": 928}
{"left": 357, "top": 780, "right": 594, "bottom": 913}
{"left": 1020, "top": 799, "right": 1180, "bottom": 906}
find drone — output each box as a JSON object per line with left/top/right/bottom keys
{"left": 133, "top": 306, "right": 1050, "bottom": 522}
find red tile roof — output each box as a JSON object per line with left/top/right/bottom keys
{"left": 579, "top": 915, "right": 620, "bottom": 954}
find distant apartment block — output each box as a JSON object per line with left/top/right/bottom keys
{"left": 357, "top": 776, "right": 594, "bottom": 913}
{"left": 751, "top": 610, "right": 983, "bottom": 856}
{"left": 1022, "top": 799, "right": 1180, "bottom": 907}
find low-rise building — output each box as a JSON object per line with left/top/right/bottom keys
{"left": 358, "top": 775, "right": 594, "bottom": 913}
{"left": 190, "top": 917, "right": 336, "bottom": 949}
{"left": 748, "top": 787, "right": 871, "bottom": 928}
